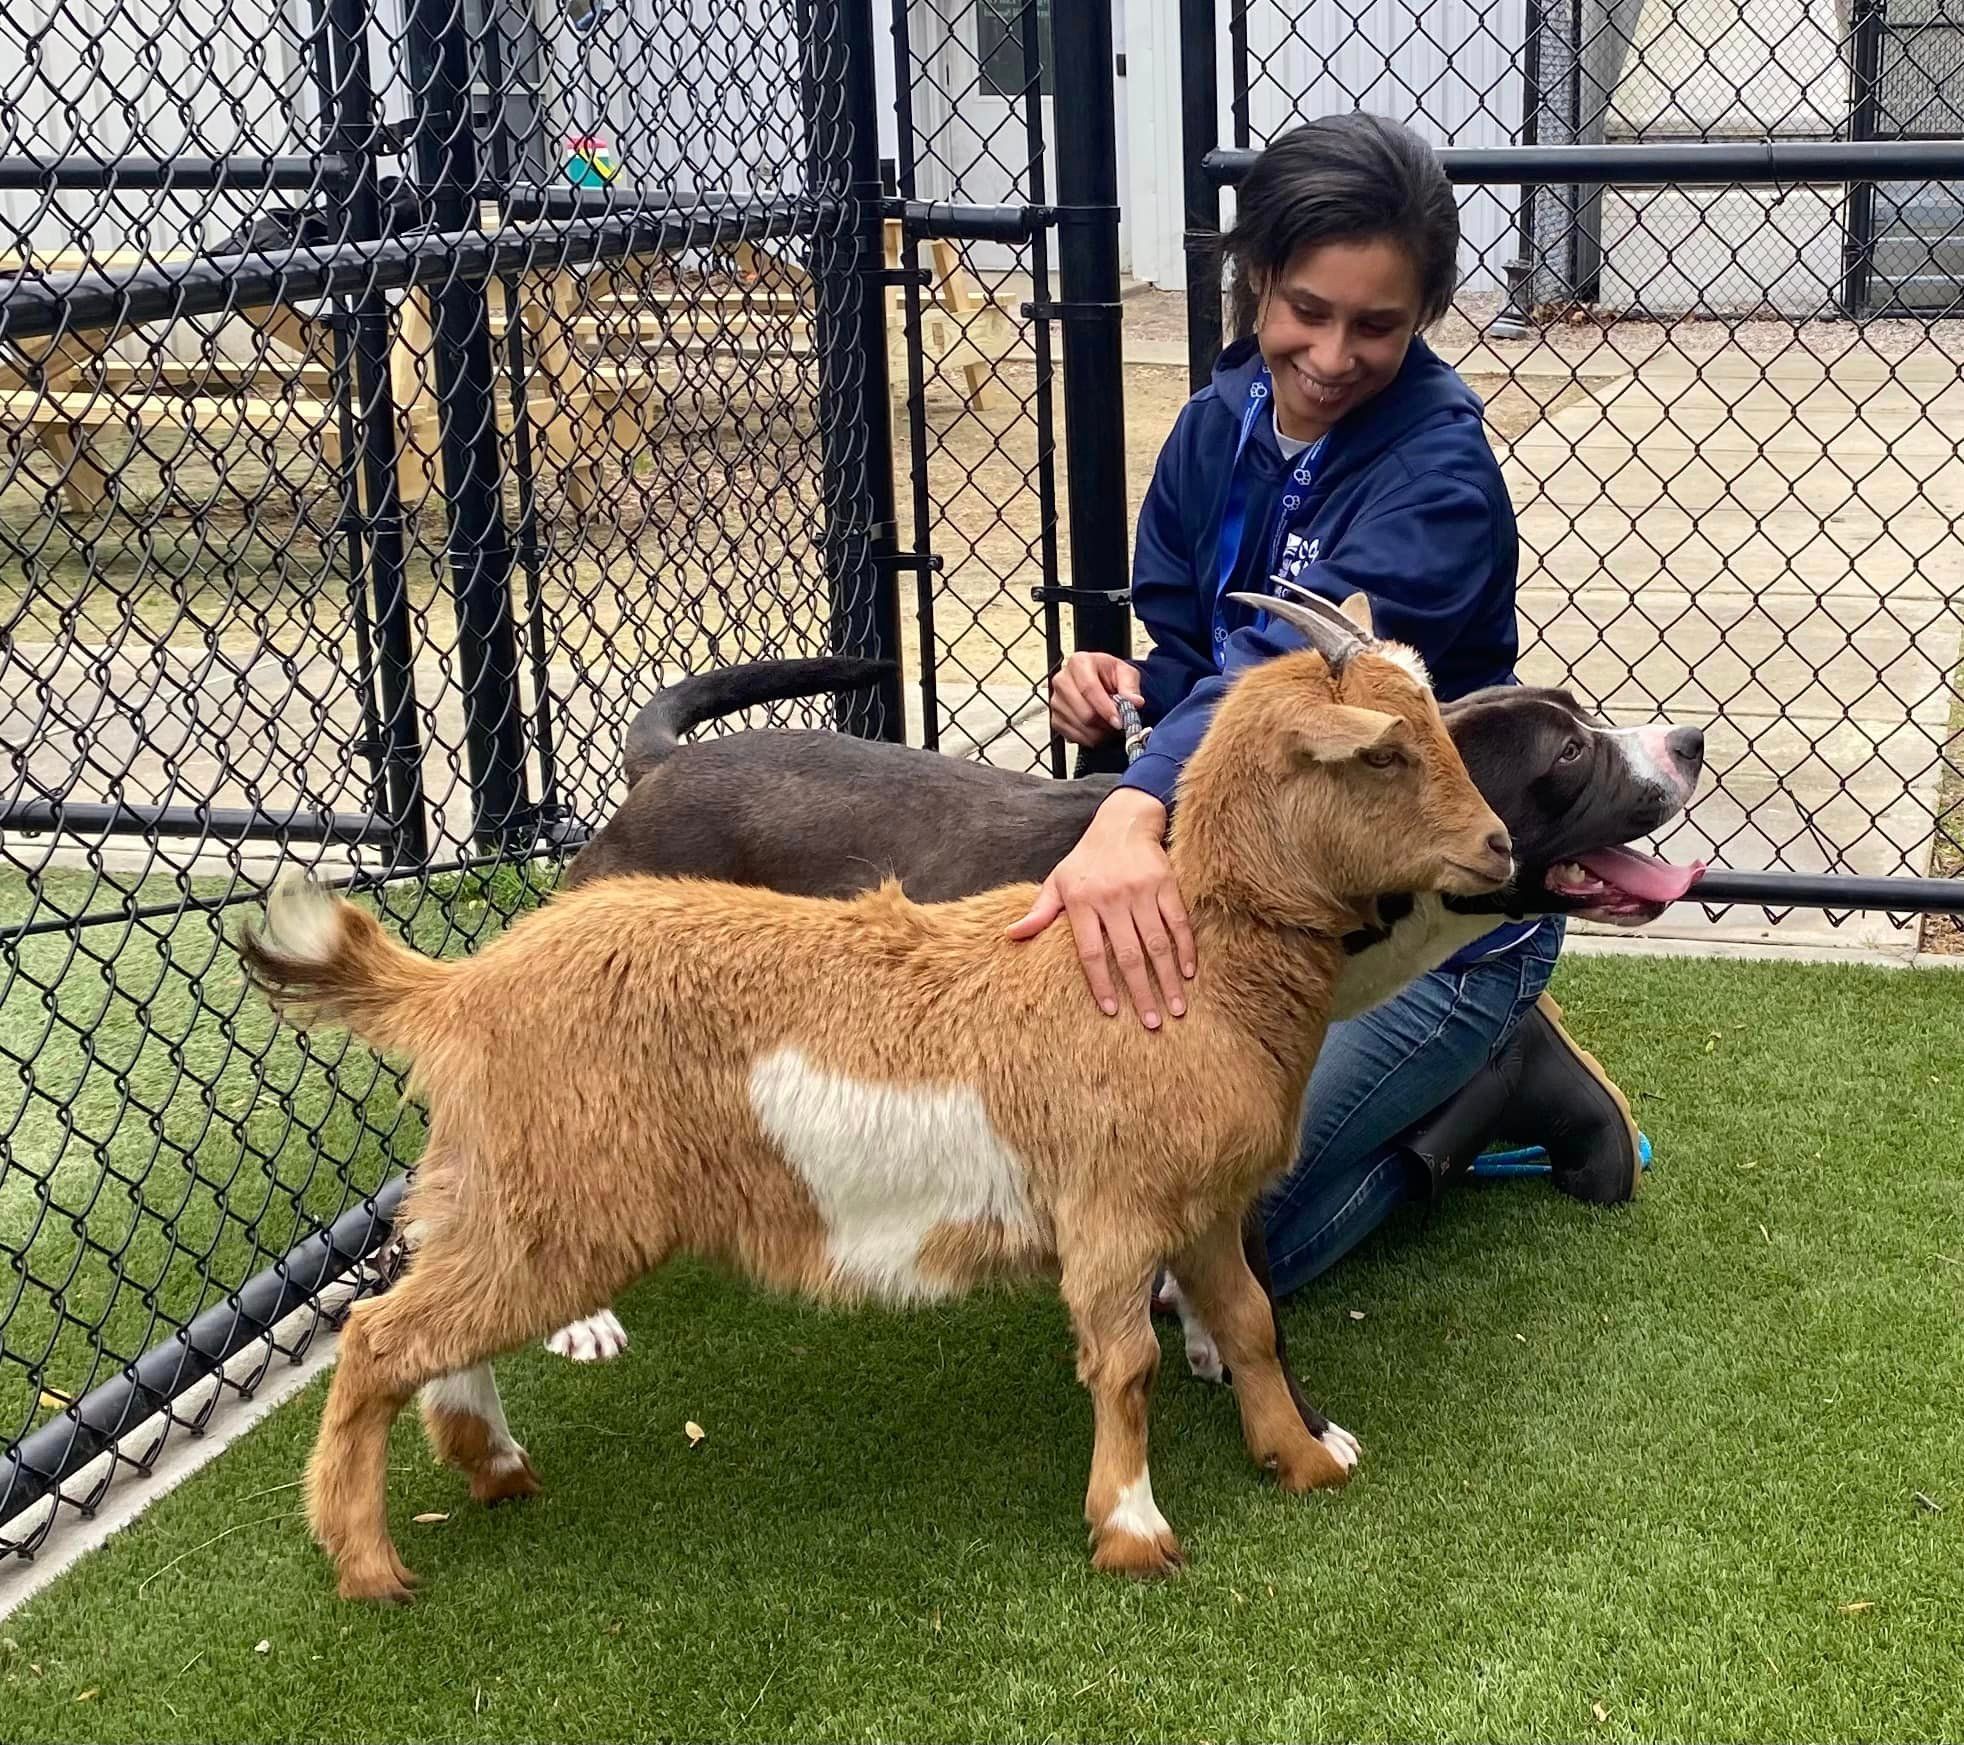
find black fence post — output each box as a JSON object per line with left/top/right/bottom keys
{"left": 1228, "top": 0, "right": 1251, "bottom": 150}
{"left": 1050, "top": 0, "right": 1131, "bottom": 663}
{"left": 1842, "top": 0, "right": 1884, "bottom": 319}
{"left": 403, "top": 0, "right": 533, "bottom": 849}
{"left": 1182, "top": 0, "right": 1224, "bottom": 390}
{"left": 324, "top": 0, "right": 429, "bottom": 868}
{"left": 1489, "top": 0, "right": 1545, "bottom": 341}
{"left": 800, "top": 0, "right": 906, "bottom": 744}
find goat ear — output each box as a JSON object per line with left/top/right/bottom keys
{"left": 1336, "top": 591, "right": 1375, "bottom": 636}
{"left": 1292, "top": 705, "right": 1411, "bottom": 765}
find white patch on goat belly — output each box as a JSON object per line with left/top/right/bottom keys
{"left": 746, "top": 1046, "right": 1040, "bottom": 1302}
{"left": 1104, "top": 1472, "right": 1171, "bottom": 1542}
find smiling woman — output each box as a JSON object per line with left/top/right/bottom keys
{"left": 1018, "top": 111, "right": 1655, "bottom": 1304}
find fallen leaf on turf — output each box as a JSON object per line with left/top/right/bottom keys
{"left": 36, "top": 1391, "right": 68, "bottom": 1412}
{"left": 254, "top": 1640, "right": 270, "bottom": 1655}
{"left": 412, "top": 1512, "right": 449, "bottom": 1525}
{"left": 1347, "top": 1309, "right": 1366, "bottom": 1322}
{"left": 75, "top": 1689, "right": 97, "bottom": 1702}
{"left": 1759, "top": 1223, "right": 1772, "bottom": 1245}
{"left": 1592, "top": 1701, "right": 1608, "bottom": 1724}
{"left": 931, "top": 1609, "right": 941, "bottom": 1633}
{"left": 1839, "top": 1601, "right": 1874, "bottom": 1614}
{"left": 1914, "top": 1492, "right": 1944, "bottom": 1514}
{"left": 1514, "top": 1333, "right": 1528, "bottom": 1344}
{"left": 684, "top": 1420, "right": 705, "bottom": 1447}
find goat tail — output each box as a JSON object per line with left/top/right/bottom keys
{"left": 238, "top": 868, "right": 451, "bottom": 1052}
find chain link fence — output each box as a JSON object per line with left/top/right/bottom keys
{"left": 0, "top": 0, "right": 918, "bottom": 1551}
{"left": 1186, "top": 0, "right": 1964, "bottom": 954}
{"left": 886, "top": 1, "right": 1127, "bottom": 775}
{"left": 6, "top": 0, "right": 1962, "bottom": 1562}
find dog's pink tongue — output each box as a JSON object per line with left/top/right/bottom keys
{"left": 1577, "top": 845, "right": 1706, "bottom": 904}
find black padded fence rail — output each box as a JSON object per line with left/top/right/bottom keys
{"left": 1202, "top": 139, "right": 1964, "bottom": 187}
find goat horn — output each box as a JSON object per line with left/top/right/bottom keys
{"left": 1268, "top": 576, "right": 1377, "bottom": 643}
{"left": 1226, "top": 590, "right": 1364, "bottom": 673}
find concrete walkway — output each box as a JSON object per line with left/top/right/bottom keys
{"left": 1494, "top": 344, "right": 1964, "bottom": 955}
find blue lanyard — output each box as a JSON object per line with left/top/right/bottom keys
{"left": 1212, "top": 367, "right": 1328, "bottom": 669}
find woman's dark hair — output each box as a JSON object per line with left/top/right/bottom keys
{"left": 1222, "top": 112, "right": 1460, "bottom": 336}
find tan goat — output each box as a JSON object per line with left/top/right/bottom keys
{"left": 239, "top": 595, "right": 1511, "bottom": 1603}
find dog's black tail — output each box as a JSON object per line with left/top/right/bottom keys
{"left": 621, "top": 657, "right": 898, "bottom": 785}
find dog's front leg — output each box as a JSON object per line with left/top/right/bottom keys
{"left": 1169, "top": 1212, "right": 1359, "bottom": 1490}
{"left": 543, "top": 1308, "right": 630, "bottom": 1363}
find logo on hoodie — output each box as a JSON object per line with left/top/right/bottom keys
{"left": 1277, "top": 531, "right": 1320, "bottom": 589}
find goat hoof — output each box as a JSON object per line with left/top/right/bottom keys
{"left": 338, "top": 1547, "right": 418, "bottom": 1605}
{"left": 1091, "top": 1525, "right": 1186, "bottom": 1580}
{"left": 471, "top": 1450, "right": 544, "bottom": 1507}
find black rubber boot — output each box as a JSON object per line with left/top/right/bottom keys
{"left": 1395, "top": 992, "right": 1642, "bottom": 1207}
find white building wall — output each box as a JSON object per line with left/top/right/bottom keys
{"left": 1598, "top": 0, "right": 1854, "bottom": 314}
{"left": 1127, "top": 0, "right": 1529, "bottom": 296}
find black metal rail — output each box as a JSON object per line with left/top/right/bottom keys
{"left": 1203, "top": 139, "right": 1964, "bottom": 188}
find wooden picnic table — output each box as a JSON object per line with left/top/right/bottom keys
{"left": 1, "top": 221, "right": 1024, "bottom": 518}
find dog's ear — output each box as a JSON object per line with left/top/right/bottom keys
{"left": 1292, "top": 705, "right": 1411, "bottom": 766}
{"left": 1337, "top": 591, "right": 1375, "bottom": 636}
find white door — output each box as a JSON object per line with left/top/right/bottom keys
{"left": 916, "top": 0, "right": 1056, "bottom": 272}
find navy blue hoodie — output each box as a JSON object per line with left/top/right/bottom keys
{"left": 1117, "top": 331, "right": 1531, "bottom": 965}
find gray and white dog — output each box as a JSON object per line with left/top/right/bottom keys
{"left": 537, "top": 591, "right": 1705, "bottom": 1365}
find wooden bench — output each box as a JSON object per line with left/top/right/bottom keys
{"left": 3, "top": 219, "right": 1028, "bottom": 518}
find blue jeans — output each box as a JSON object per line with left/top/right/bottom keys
{"left": 1262, "top": 914, "right": 1566, "bottom": 1298}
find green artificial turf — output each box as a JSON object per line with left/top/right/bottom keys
{"left": 0, "top": 865, "right": 546, "bottom": 1446}
{"left": 1, "top": 952, "right": 1959, "bottom": 1743}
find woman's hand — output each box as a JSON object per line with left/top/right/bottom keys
{"left": 1049, "top": 650, "right": 1144, "bottom": 748}
{"left": 1006, "top": 789, "right": 1196, "bottom": 1030}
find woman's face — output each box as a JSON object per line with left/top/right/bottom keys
{"left": 1255, "top": 236, "right": 1424, "bottom": 442}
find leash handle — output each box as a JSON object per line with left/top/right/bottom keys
{"left": 1115, "top": 697, "right": 1148, "bottom": 766}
